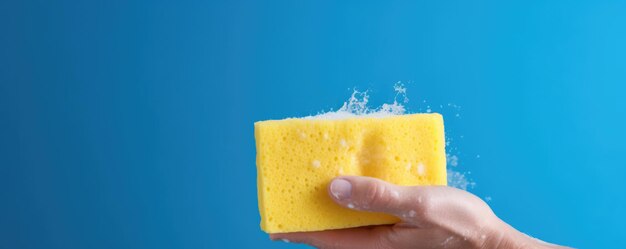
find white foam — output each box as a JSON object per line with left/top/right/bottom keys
{"left": 447, "top": 154, "right": 459, "bottom": 167}
{"left": 447, "top": 169, "right": 475, "bottom": 190}
{"left": 408, "top": 210, "right": 417, "bottom": 217}
{"left": 339, "top": 139, "right": 348, "bottom": 148}
{"left": 311, "top": 160, "right": 321, "bottom": 169}
{"left": 441, "top": 236, "right": 455, "bottom": 245}
{"left": 302, "top": 82, "right": 409, "bottom": 120}
{"left": 416, "top": 162, "right": 425, "bottom": 175}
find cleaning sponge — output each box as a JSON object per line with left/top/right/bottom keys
{"left": 255, "top": 113, "right": 447, "bottom": 233}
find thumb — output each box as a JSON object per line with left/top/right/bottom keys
{"left": 328, "top": 176, "right": 416, "bottom": 217}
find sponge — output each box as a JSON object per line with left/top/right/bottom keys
{"left": 255, "top": 113, "right": 447, "bottom": 233}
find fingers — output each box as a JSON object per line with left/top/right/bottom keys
{"left": 270, "top": 226, "right": 391, "bottom": 249}
{"left": 328, "top": 176, "right": 421, "bottom": 218}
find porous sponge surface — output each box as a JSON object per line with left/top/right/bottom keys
{"left": 254, "top": 113, "right": 447, "bottom": 233}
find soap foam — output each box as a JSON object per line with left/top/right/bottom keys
{"left": 311, "top": 160, "right": 321, "bottom": 169}
{"left": 416, "top": 162, "right": 425, "bottom": 176}
{"left": 303, "top": 82, "right": 408, "bottom": 120}
{"left": 447, "top": 170, "right": 475, "bottom": 191}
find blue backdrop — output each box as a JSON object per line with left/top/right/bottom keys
{"left": 2, "top": 0, "right": 625, "bottom": 248}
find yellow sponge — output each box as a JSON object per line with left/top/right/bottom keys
{"left": 255, "top": 113, "right": 447, "bottom": 233}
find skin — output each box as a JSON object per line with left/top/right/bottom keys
{"left": 271, "top": 176, "right": 571, "bottom": 249}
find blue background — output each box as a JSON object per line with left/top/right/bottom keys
{"left": 2, "top": 0, "right": 625, "bottom": 248}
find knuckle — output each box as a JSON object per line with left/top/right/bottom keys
{"left": 414, "top": 195, "right": 436, "bottom": 220}
{"left": 363, "top": 182, "right": 392, "bottom": 207}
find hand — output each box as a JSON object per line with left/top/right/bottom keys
{"left": 270, "top": 176, "right": 570, "bottom": 249}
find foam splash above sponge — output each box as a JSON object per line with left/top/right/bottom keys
{"left": 303, "top": 85, "right": 407, "bottom": 120}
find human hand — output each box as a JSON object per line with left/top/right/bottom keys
{"left": 270, "top": 176, "right": 570, "bottom": 249}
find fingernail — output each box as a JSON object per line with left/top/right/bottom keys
{"left": 330, "top": 178, "right": 352, "bottom": 200}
